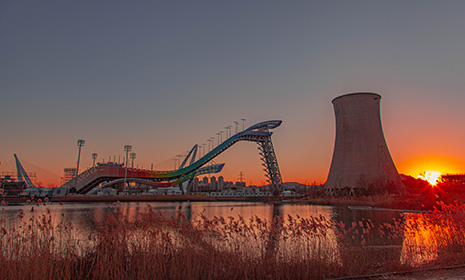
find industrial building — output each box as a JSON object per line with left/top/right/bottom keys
{"left": 324, "top": 92, "right": 404, "bottom": 196}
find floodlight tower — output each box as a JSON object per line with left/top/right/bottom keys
{"left": 92, "top": 153, "right": 98, "bottom": 167}
{"left": 234, "top": 121, "right": 240, "bottom": 134}
{"left": 75, "top": 139, "right": 85, "bottom": 189}
{"left": 130, "top": 152, "right": 136, "bottom": 168}
{"left": 210, "top": 137, "right": 215, "bottom": 149}
{"left": 225, "top": 126, "right": 232, "bottom": 138}
{"left": 123, "top": 145, "right": 132, "bottom": 189}
{"left": 241, "top": 118, "right": 246, "bottom": 131}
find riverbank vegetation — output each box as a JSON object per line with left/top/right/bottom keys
{"left": 2, "top": 202, "right": 465, "bottom": 279}
{"left": 301, "top": 176, "right": 465, "bottom": 211}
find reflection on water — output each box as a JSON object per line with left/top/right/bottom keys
{"left": 401, "top": 206, "right": 465, "bottom": 267}
{"left": 2, "top": 201, "right": 455, "bottom": 269}
{"left": 1, "top": 202, "right": 336, "bottom": 240}
{"left": 333, "top": 207, "right": 406, "bottom": 274}
{"left": 1, "top": 202, "right": 338, "bottom": 227}
{"left": 401, "top": 212, "right": 439, "bottom": 265}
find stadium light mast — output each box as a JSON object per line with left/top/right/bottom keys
{"left": 123, "top": 145, "right": 132, "bottom": 190}
{"left": 75, "top": 139, "right": 85, "bottom": 189}
{"left": 241, "top": 118, "right": 246, "bottom": 131}
{"left": 92, "top": 153, "right": 98, "bottom": 167}
{"left": 130, "top": 152, "right": 136, "bottom": 168}
{"left": 210, "top": 137, "right": 215, "bottom": 150}
{"left": 202, "top": 143, "right": 206, "bottom": 156}
{"left": 219, "top": 131, "right": 224, "bottom": 143}
{"left": 234, "top": 121, "right": 239, "bottom": 134}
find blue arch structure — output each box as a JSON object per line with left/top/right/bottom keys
{"left": 65, "top": 120, "right": 283, "bottom": 194}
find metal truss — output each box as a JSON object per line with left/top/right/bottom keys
{"left": 257, "top": 136, "right": 283, "bottom": 193}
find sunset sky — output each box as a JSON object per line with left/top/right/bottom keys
{"left": 2, "top": 1, "right": 465, "bottom": 186}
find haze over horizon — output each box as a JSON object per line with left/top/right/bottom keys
{"left": 2, "top": 1, "right": 465, "bottom": 186}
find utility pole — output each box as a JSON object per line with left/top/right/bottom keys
{"left": 173, "top": 158, "right": 178, "bottom": 169}
{"left": 238, "top": 171, "right": 245, "bottom": 183}
{"left": 75, "top": 139, "right": 85, "bottom": 190}
{"left": 177, "top": 155, "right": 184, "bottom": 169}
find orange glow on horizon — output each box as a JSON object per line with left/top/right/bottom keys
{"left": 397, "top": 156, "right": 465, "bottom": 180}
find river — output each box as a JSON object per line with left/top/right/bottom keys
{"left": 0, "top": 201, "right": 406, "bottom": 230}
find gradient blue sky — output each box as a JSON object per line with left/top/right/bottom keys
{"left": 2, "top": 1, "right": 465, "bottom": 185}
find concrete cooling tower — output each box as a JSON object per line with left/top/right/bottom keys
{"left": 324, "top": 92, "right": 404, "bottom": 196}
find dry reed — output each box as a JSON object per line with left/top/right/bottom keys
{"left": 2, "top": 203, "right": 465, "bottom": 279}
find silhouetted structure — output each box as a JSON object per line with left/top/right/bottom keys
{"left": 441, "top": 173, "right": 465, "bottom": 184}
{"left": 325, "top": 93, "right": 404, "bottom": 196}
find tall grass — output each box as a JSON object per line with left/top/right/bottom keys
{"left": 3, "top": 203, "right": 465, "bottom": 279}
{"left": 402, "top": 202, "right": 465, "bottom": 267}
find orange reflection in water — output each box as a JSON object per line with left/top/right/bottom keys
{"left": 401, "top": 205, "right": 465, "bottom": 267}
{"left": 401, "top": 213, "right": 440, "bottom": 265}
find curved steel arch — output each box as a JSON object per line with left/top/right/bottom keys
{"left": 67, "top": 120, "right": 283, "bottom": 194}
{"left": 245, "top": 120, "right": 282, "bottom": 131}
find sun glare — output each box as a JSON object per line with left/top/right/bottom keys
{"left": 418, "top": 170, "right": 442, "bottom": 186}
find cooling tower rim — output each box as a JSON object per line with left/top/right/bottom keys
{"left": 332, "top": 92, "right": 381, "bottom": 104}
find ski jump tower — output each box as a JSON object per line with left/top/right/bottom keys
{"left": 324, "top": 93, "right": 404, "bottom": 196}
{"left": 64, "top": 120, "right": 284, "bottom": 195}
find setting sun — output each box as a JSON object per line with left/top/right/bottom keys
{"left": 418, "top": 170, "right": 442, "bottom": 186}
